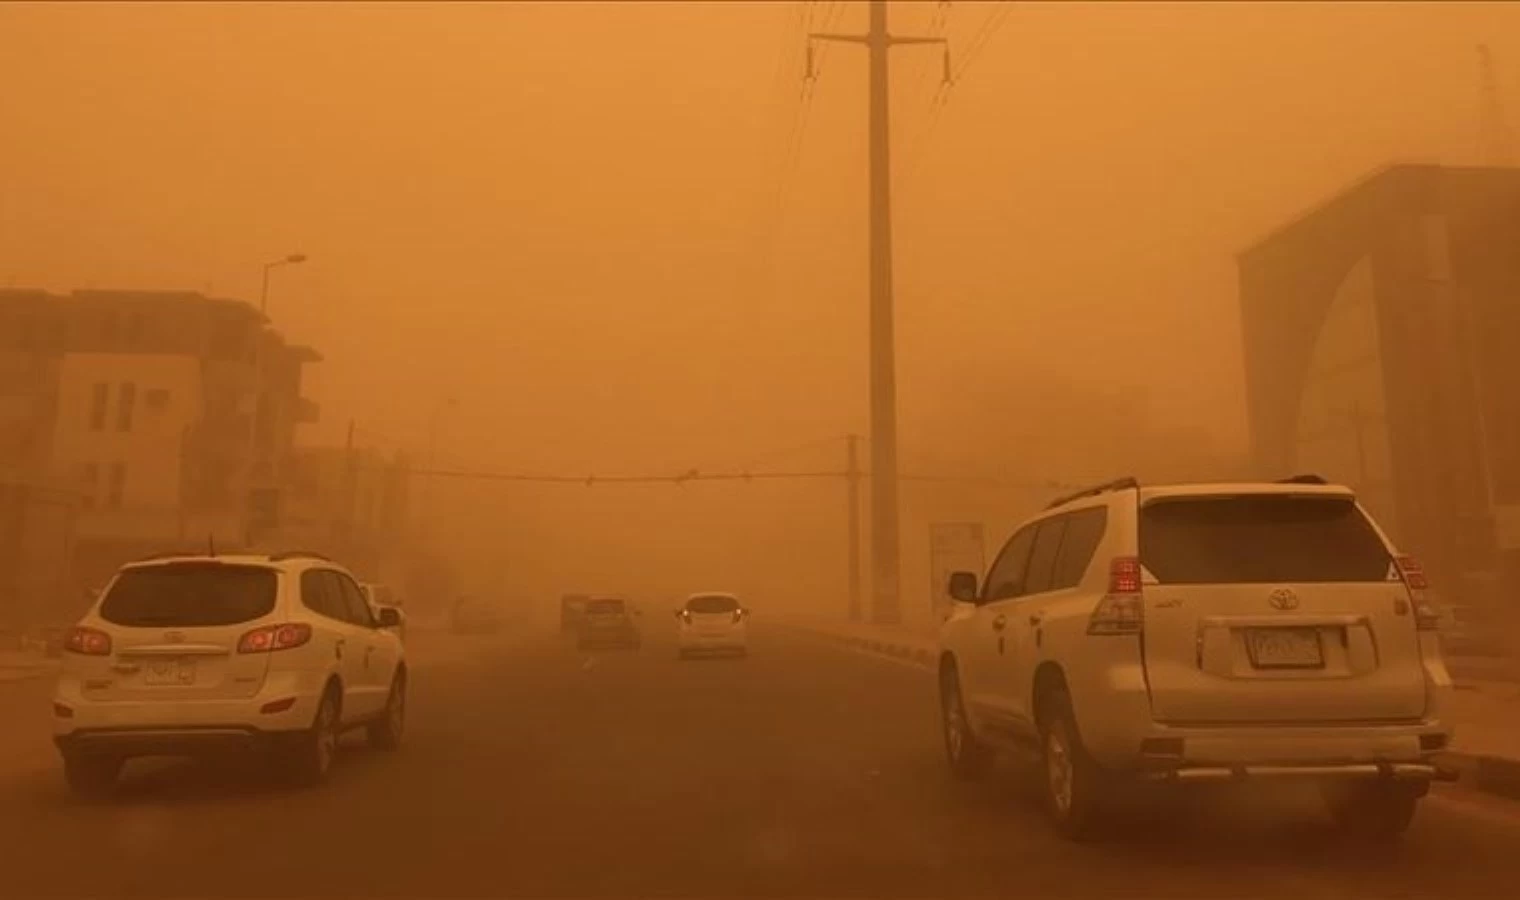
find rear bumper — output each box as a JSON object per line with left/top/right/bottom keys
{"left": 55, "top": 725, "right": 305, "bottom": 759}
{"left": 679, "top": 631, "right": 746, "bottom": 650}
{"left": 1142, "top": 760, "right": 1460, "bottom": 784}
{"left": 52, "top": 669, "right": 324, "bottom": 742}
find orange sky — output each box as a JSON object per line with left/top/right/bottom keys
{"left": 1, "top": 0, "right": 1516, "bottom": 480}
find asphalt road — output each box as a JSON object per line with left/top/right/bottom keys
{"left": 2, "top": 626, "right": 1520, "bottom": 898}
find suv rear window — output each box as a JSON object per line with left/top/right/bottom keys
{"left": 585, "top": 599, "right": 625, "bottom": 614}
{"left": 687, "top": 595, "right": 739, "bottom": 613}
{"left": 99, "top": 563, "right": 278, "bottom": 627}
{"left": 1139, "top": 495, "right": 1392, "bottom": 585}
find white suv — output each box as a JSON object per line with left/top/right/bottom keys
{"left": 938, "top": 476, "right": 1456, "bottom": 841}
{"left": 52, "top": 551, "right": 407, "bottom": 797}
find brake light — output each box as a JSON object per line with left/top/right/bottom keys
{"left": 732, "top": 610, "right": 745, "bottom": 624}
{"left": 680, "top": 611, "right": 693, "bottom": 626}
{"left": 1108, "top": 557, "right": 1142, "bottom": 594}
{"left": 237, "top": 623, "right": 312, "bottom": 654}
{"left": 64, "top": 626, "right": 112, "bottom": 656}
{"left": 1088, "top": 557, "right": 1144, "bottom": 636}
{"left": 1394, "top": 555, "right": 1429, "bottom": 591}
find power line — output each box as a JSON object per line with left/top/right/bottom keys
{"left": 406, "top": 463, "right": 1085, "bottom": 493}
{"left": 760, "top": 2, "right": 821, "bottom": 298}
{"left": 901, "top": 1, "right": 1013, "bottom": 183}
{"left": 949, "top": 1, "right": 1013, "bottom": 86}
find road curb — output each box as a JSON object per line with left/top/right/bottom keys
{"left": 791, "top": 622, "right": 1520, "bottom": 805}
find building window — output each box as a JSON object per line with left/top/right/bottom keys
{"left": 117, "top": 382, "right": 137, "bottom": 432}
{"left": 106, "top": 462, "right": 126, "bottom": 508}
{"left": 79, "top": 462, "right": 99, "bottom": 509}
{"left": 89, "top": 383, "right": 109, "bottom": 431}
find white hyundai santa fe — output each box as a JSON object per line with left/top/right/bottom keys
{"left": 676, "top": 592, "right": 749, "bottom": 658}
{"left": 938, "top": 476, "right": 1456, "bottom": 841}
{"left": 52, "top": 551, "right": 407, "bottom": 798}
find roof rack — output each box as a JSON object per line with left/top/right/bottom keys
{"left": 1276, "top": 474, "right": 1330, "bottom": 485}
{"left": 131, "top": 550, "right": 205, "bottom": 563}
{"left": 267, "top": 550, "right": 332, "bottom": 563}
{"left": 1045, "top": 476, "right": 1140, "bottom": 510}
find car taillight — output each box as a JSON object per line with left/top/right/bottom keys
{"left": 1392, "top": 556, "right": 1439, "bottom": 631}
{"left": 680, "top": 611, "right": 693, "bottom": 625}
{"left": 732, "top": 610, "right": 745, "bottom": 624}
{"left": 1394, "top": 555, "right": 1429, "bottom": 591}
{"left": 237, "top": 623, "right": 313, "bottom": 654}
{"left": 1088, "top": 557, "right": 1144, "bottom": 636}
{"left": 64, "top": 626, "right": 112, "bottom": 656}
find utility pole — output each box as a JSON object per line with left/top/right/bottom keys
{"left": 845, "top": 434, "right": 863, "bottom": 622}
{"left": 812, "top": 0, "right": 947, "bottom": 626}
{"left": 343, "top": 419, "right": 358, "bottom": 541}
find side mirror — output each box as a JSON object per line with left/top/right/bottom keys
{"left": 376, "top": 607, "right": 402, "bottom": 629}
{"left": 948, "top": 571, "right": 979, "bottom": 603}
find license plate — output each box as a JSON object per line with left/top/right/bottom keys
{"left": 1245, "top": 627, "right": 1324, "bottom": 669}
{"left": 144, "top": 658, "right": 196, "bottom": 686}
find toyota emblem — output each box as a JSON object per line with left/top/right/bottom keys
{"left": 1267, "top": 588, "right": 1299, "bottom": 611}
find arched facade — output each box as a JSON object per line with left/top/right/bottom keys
{"left": 1238, "top": 165, "right": 1520, "bottom": 589}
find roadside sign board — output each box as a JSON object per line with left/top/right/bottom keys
{"left": 929, "top": 522, "right": 985, "bottom": 623}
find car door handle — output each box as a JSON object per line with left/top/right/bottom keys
{"left": 991, "top": 614, "right": 1007, "bottom": 632}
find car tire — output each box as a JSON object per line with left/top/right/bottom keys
{"left": 367, "top": 672, "right": 406, "bottom": 751}
{"left": 1323, "top": 781, "right": 1421, "bottom": 841}
{"left": 1038, "top": 687, "right": 1110, "bottom": 841}
{"left": 940, "top": 662, "right": 994, "bottom": 781}
{"left": 63, "top": 753, "right": 121, "bottom": 800}
{"left": 286, "top": 685, "right": 341, "bottom": 787}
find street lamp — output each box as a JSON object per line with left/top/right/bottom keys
{"left": 260, "top": 253, "right": 307, "bottom": 316}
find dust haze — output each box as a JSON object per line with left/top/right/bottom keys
{"left": 2, "top": 2, "right": 1519, "bottom": 897}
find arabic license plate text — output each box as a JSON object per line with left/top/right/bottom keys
{"left": 144, "top": 658, "right": 196, "bottom": 686}
{"left": 1245, "top": 628, "right": 1324, "bottom": 669}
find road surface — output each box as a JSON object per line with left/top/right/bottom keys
{"left": 1, "top": 626, "right": 1519, "bottom": 898}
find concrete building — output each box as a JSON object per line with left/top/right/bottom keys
{"left": 0, "top": 289, "right": 322, "bottom": 588}
{"left": 1238, "top": 164, "right": 1520, "bottom": 605}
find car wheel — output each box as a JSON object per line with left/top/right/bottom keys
{"left": 286, "top": 686, "right": 341, "bottom": 786}
{"left": 1323, "top": 781, "right": 1421, "bottom": 841}
{"left": 63, "top": 753, "right": 121, "bottom": 800}
{"left": 940, "top": 662, "right": 993, "bottom": 781}
{"left": 367, "top": 672, "right": 406, "bottom": 751}
{"left": 1038, "top": 687, "right": 1110, "bottom": 841}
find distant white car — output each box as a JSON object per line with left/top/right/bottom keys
{"left": 676, "top": 593, "right": 749, "bottom": 659}
{"left": 52, "top": 551, "right": 407, "bottom": 798}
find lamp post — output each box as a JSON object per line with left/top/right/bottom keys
{"left": 260, "top": 253, "right": 307, "bottom": 316}
{"left": 245, "top": 253, "right": 307, "bottom": 546}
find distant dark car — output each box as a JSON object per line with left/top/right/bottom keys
{"left": 560, "top": 594, "right": 589, "bottom": 633}
{"left": 576, "top": 596, "right": 641, "bottom": 650}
